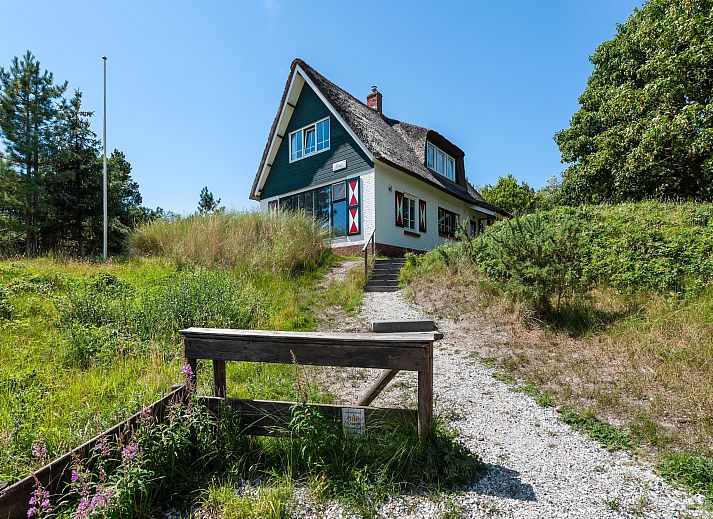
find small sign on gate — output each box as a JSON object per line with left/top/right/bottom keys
{"left": 341, "top": 408, "right": 365, "bottom": 436}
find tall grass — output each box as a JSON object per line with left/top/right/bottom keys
{"left": 130, "top": 210, "right": 329, "bottom": 273}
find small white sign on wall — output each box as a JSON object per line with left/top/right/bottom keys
{"left": 332, "top": 159, "right": 347, "bottom": 172}
{"left": 341, "top": 407, "right": 365, "bottom": 436}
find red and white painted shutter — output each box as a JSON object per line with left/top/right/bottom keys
{"left": 347, "top": 177, "right": 360, "bottom": 235}
{"left": 268, "top": 200, "right": 278, "bottom": 214}
{"left": 395, "top": 191, "right": 404, "bottom": 227}
{"left": 419, "top": 199, "right": 427, "bottom": 232}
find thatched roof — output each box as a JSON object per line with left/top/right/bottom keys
{"left": 251, "top": 59, "right": 505, "bottom": 215}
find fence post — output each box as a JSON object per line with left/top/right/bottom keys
{"left": 213, "top": 360, "right": 226, "bottom": 398}
{"left": 417, "top": 340, "right": 433, "bottom": 437}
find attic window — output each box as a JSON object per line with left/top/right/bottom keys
{"left": 426, "top": 143, "right": 456, "bottom": 181}
{"left": 289, "top": 117, "right": 330, "bottom": 162}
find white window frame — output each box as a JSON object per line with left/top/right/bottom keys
{"left": 426, "top": 142, "right": 456, "bottom": 181}
{"left": 289, "top": 117, "right": 330, "bottom": 163}
{"left": 403, "top": 194, "right": 417, "bottom": 231}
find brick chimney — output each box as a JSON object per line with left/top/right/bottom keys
{"left": 366, "top": 85, "right": 382, "bottom": 113}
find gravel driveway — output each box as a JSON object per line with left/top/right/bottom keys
{"left": 312, "top": 290, "right": 708, "bottom": 519}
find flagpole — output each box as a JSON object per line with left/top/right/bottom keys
{"left": 102, "top": 55, "right": 108, "bottom": 261}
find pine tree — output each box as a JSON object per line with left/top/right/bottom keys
{"left": 44, "top": 90, "right": 101, "bottom": 254}
{"left": 198, "top": 186, "right": 221, "bottom": 214}
{"left": 0, "top": 51, "right": 66, "bottom": 255}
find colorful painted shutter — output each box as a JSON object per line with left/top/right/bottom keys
{"left": 268, "top": 200, "right": 278, "bottom": 214}
{"left": 347, "top": 177, "right": 360, "bottom": 235}
{"left": 395, "top": 191, "right": 404, "bottom": 227}
{"left": 418, "top": 200, "right": 427, "bottom": 232}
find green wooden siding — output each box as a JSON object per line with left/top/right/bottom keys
{"left": 260, "top": 85, "right": 373, "bottom": 199}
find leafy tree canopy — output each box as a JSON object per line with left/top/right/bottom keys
{"left": 555, "top": 0, "right": 713, "bottom": 204}
{"left": 480, "top": 174, "right": 538, "bottom": 216}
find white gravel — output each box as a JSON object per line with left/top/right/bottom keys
{"left": 307, "top": 290, "right": 709, "bottom": 519}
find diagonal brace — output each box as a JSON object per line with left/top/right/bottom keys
{"left": 356, "top": 369, "right": 400, "bottom": 406}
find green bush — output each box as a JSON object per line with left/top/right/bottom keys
{"left": 56, "top": 268, "right": 267, "bottom": 365}
{"left": 403, "top": 202, "right": 713, "bottom": 312}
{"left": 472, "top": 214, "right": 585, "bottom": 314}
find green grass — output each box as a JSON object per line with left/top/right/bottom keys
{"left": 657, "top": 452, "right": 713, "bottom": 504}
{"left": 0, "top": 255, "right": 333, "bottom": 483}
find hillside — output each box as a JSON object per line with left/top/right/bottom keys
{"left": 402, "top": 201, "right": 713, "bottom": 502}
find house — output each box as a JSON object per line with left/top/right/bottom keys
{"left": 250, "top": 59, "right": 507, "bottom": 256}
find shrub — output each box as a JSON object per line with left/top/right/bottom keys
{"left": 130, "top": 210, "right": 329, "bottom": 273}
{"left": 473, "top": 214, "right": 585, "bottom": 314}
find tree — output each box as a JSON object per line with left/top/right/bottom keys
{"left": 555, "top": 0, "right": 713, "bottom": 204}
{"left": 198, "top": 186, "right": 222, "bottom": 214}
{"left": 43, "top": 90, "right": 101, "bottom": 254}
{"left": 0, "top": 51, "right": 66, "bottom": 255}
{"left": 480, "top": 174, "right": 538, "bottom": 216}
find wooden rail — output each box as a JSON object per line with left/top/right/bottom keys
{"left": 180, "top": 327, "right": 435, "bottom": 437}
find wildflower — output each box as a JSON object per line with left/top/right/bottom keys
{"left": 27, "top": 480, "right": 51, "bottom": 517}
{"left": 96, "top": 437, "right": 110, "bottom": 457}
{"left": 180, "top": 363, "right": 194, "bottom": 378}
{"left": 31, "top": 442, "right": 47, "bottom": 460}
{"left": 139, "top": 406, "right": 152, "bottom": 425}
{"left": 71, "top": 469, "right": 78, "bottom": 482}
{"left": 121, "top": 442, "right": 138, "bottom": 462}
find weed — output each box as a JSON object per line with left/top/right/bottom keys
{"left": 491, "top": 372, "right": 516, "bottom": 385}
{"left": 605, "top": 496, "right": 621, "bottom": 511}
{"left": 657, "top": 452, "right": 713, "bottom": 503}
{"left": 514, "top": 383, "right": 556, "bottom": 408}
{"left": 558, "top": 407, "right": 633, "bottom": 452}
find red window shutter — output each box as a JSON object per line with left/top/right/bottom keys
{"left": 395, "top": 191, "right": 404, "bottom": 227}
{"left": 419, "top": 199, "right": 426, "bottom": 232}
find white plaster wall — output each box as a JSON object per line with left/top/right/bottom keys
{"left": 374, "top": 161, "right": 488, "bottom": 251}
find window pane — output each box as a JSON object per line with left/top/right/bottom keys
{"left": 290, "top": 130, "right": 303, "bottom": 161}
{"left": 426, "top": 145, "right": 435, "bottom": 169}
{"left": 315, "top": 186, "right": 330, "bottom": 225}
{"left": 317, "top": 119, "right": 330, "bottom": 151}
{"left": 297, "top": 192, "right": 305, "bottom": 210}
{"left": 331, "top": 199, "right": 347, "bottom": 237}
{"left": 305, "top": 189, "right": 314, "bottom": 216}
{"left": 446, "top": 157, "right": 455, "bottom": 180}
{"left": 331, "top": 181, "right": 346, "bottom": 201}
{"left": 436, "top": 151, "right": 445, "bottom": 174}
{"left": 304, "top": 127, "right": 316, "bottom": 155}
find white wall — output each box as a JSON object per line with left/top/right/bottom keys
{"left": 373, "top": 161, "right": 489, "bottom": 251}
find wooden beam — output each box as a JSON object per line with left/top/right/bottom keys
{"left": 198, "top": 397, "right": 416, "bottom": 436}
{"left": 213, "top": 360, "right": 226, "bottom": 398}
{"left": 417, "top": 341, "right": 434, "bottom": 437}
{"left": 185, "top": 338, "right": 428, "bottom": 371}
{"left": 356, "top": 369, "right": 399, "bottom": 406}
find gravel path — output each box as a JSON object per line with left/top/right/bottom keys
{"left": 312, "top": 290, "right": 708, "bottom": 519}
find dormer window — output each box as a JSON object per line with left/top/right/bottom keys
{"left": 289, "top": 117, "right": 330, "bottom": 162}
{"left": 426, "top": 143, "right": 456, "bottom": 181}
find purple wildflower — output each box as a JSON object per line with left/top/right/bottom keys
{"left": 180, "top": 363, "right": 194, "bottom": 378}
{"left": 71, "top": 469, "right": 79, "bottom": 482}
{"left": 121, "top": 442, "right": 138, "bottom": 462}
{"left": 27, "top": 481, "right": 51, "bottom": 517}
{"left": 31, "top": 442, "right": 47, "bottom": 460}
{"left": 96, "top": 437, "right": 110, "bottom": 457}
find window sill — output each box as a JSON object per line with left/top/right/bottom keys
{"left": 404, "top": 229, "right": 420, "bottom": 238}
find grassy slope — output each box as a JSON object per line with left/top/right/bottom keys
{"left": 0, "top": 255, "right": 342, "bottom": 482}
{"left": 402, "top": 202, "right": 713, "bottom": 501}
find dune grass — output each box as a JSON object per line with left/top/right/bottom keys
{"left": 130, "top": 210, "right": 329, "bottom": 273}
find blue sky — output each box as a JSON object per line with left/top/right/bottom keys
{"left": 1, "top": 1, "right": 642, "bottom": 214}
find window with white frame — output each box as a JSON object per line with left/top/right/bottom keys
{"left": 426, "top": 142, "right": 456, "bottom": 181}
{"left": 403, "top": 195, "right": 416, "bottom": 230}
{"left": 289, "top": 117, "right": 330, "bottom": 162}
